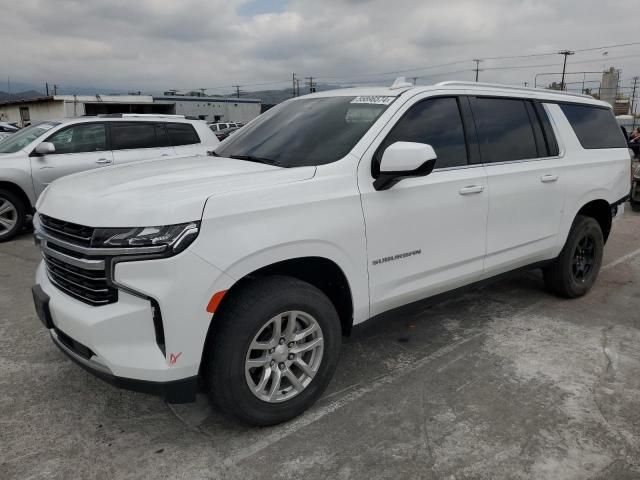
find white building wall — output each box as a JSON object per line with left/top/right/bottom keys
{"left": 0, "top": 100, "right": 66, "bottom": 126}
{"left": 154, "top": 96, "right": 261, "bottom": 123}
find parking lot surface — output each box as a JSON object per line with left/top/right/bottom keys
{"left": 1, "top": 210, "right": 640, "bottom": 480}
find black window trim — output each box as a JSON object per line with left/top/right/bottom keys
{"left": 533, "top": 101, "right": 560, "bottom": 157}
{"left": 371, "top": 94, "right": 473, "bottom": 177}
{"left": 39, "top": 121, "right": 109, "bottom": 155}
{"left": 467, "top": 95, "right": 565, "bottom": 166}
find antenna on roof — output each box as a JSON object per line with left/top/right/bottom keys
{"left": 390, "top": 77, "right": 413, "bottom": 90}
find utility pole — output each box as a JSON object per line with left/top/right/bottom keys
{"left": 45, "top": 82, "right": 49, "bottom": 96}
{"left": 295, "top": 78, "right": 300, "bottom": 97}
{"left": 53, "top": 84, "right": 58, "bottom": 95}
{"left": 233, "top": 85, "right": 242, "bottom": 99}
{"left": 473, "top": 59, "right": 482, "bottom": 82}
{"left": 292, "top": 73, "right": 297, "bottom": 97}
{"left": 305, "top": 76, "right": 316, "bottom": 93}
{"left": 558, "top": 50, "right": 575, "bottom": 91}
{"left": 411, "top": 77, "right": 418, "bottom": 86}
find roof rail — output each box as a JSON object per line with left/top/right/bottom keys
{"left": 121, "top": 114, "right": 185, "bottom": 118}
{"left": 435, "top": 81, "right": 593, "bottom": 99}
{"left": 96, "top": 113, "right": 187, "bottom": 119}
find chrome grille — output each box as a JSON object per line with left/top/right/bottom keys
{"left": 44, "top": 254, "right": 117, "bottom": 306}
{"left": 40, "top": 214, "right": 94, "bottom": 247}
{"left": 38, "top": 215, "right": 118, "bottom": 307}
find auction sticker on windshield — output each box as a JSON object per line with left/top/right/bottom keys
{"left": 350, "top": 96, "right": 395, "bottom": 105}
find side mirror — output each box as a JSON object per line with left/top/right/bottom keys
{"left": 373, "top": 142, "right": 437, "bottom": 191}
{"left": 34, "top": 142, "right": 55, "bottom": 156}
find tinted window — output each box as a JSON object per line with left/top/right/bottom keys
{"left": 112, "top": 122, "right": 158, "bottom": 150}
{"left": 215, "top": 96, "right": 391, "bottom": 167}
{"left": 47, "top": 123, "right": 107, "bottom": 154}
{"left": 155, "top": 124, "right": 171, "bottom": 147}
{"left": 474, "top": 98, "right": 538, "bottom": 163}
{"left": 376, "top": 97, "right": 467, "bottom": 173}
{"left": 0, "top": 122, "right": 60, "bottom": 153}
{"left": 559, "top": 104, "right": 626, "bottom": 149}
{"left": 166, "top": 123, "right": 200, "bottom": 146}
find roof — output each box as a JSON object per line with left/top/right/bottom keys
{"left": 298, "top": 80, "right": 610, "bottom": 108}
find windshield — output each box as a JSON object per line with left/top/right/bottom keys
{"left": 0, "top": 122, "right": 60, "bottom": 154}
{"left": 215, "top": 96, "right": 393, "bottom": 167}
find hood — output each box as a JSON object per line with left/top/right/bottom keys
{"left": 36, "top": 154, "right": 316, "bottom": 227}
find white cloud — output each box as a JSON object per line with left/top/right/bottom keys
{"left": 1, "top": 0, "right": 638, "bottom": 95}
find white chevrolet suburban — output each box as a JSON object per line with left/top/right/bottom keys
{"left": 31, "top": 81, "right": 630, "bottom": 425}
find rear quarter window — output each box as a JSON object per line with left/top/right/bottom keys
{"left": 166, "top": 123, "right": 200, "bottom": 146}
{"left": 559, "top": 104, "right": 626, "bottom": 149}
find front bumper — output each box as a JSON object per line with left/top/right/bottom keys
{"left": 49, "top": 324, "right": 197, "bottom": 403}
{"left": 34, "top": 247, "right": 235, "bottom": 402}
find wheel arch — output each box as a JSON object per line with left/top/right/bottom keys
{"left": 214, "top": 256, "right": 355, "bottom": 336}
{"left": 576, "top": 199, "right": 612, "bottom": 243}
{"left": 0, "top": 181, "right": 34, "bottom": 213}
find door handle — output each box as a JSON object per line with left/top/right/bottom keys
{"left": 95, "top": 158, "right": 112, "bottom": 165}
{"left": 540, "top": 174, "right": 559, "bottom": 183}
{"left": 459, "top": 185, "right": 484, "bottom": 195}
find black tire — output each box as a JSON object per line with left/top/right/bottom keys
{"left": 0, "top": 189, "right": 27, "bottom": 242}
{"left": 205, "top": 275, "right": 342, "bottom": 426}
{"left": 631, "top": 201, "right": 640, "bottom": 212}
{"left": 543, "top": 215, "right": 604, "bottom": 298}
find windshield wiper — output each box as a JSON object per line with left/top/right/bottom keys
{"left": 228, "top": 154, "right": 281, "bottom": 167}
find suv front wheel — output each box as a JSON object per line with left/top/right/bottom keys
{"left": 204, "top": 275, "right": 342, "bottom": 425}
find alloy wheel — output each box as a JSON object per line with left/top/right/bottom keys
{"left": 0, "top": 198, "right": 17, "bottom": 235}
{"left": 572, "top": 234, "right": 595, "bottom": 282}
{"left": 245, "top": 310, "right": 324, "bottom": 403}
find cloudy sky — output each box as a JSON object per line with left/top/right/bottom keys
{"left": 2, "top": 0, "right": 640, "bottom": 96}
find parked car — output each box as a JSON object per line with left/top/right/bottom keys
{"left": 209, "top": 122, "right": 243, "bottom": 132}
{"left": 32, "top": 81, "right": 629, "bottom": 425}
{"left": 0, "top": 121, "right": 19, "bottom": 140}
{"left": 0, "top": 114, "right": 219, "bottom": 241}
{"left": 214, "top": 125, "right": 242, "bottom": 141}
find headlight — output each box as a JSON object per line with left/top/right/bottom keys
{"left": 92, "top": 222, "right": 200, "bottom": 255}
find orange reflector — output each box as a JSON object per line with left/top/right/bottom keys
{"left": 206, "top": 290, "right": 227, "bottom": 313}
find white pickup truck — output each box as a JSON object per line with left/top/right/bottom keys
{"left": 32, "top": 81, "right": 630, "bottom": 425}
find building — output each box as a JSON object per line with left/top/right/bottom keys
{"left": 153, "top": 94, "right": 261, "bottom": 123}
{"left": 0, "top": 93, "right": 261, "bottom": 127}
{"left": 600, "top": 67, "right": 620, "bottom": 108}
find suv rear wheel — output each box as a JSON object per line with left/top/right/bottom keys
{"left": 204, "top": 275, "right": 342, "bottom": 425}
{"left": 543, "top": 215, "right": 604, "bottom": 298}
{"left": 0, "top": 189, "right": 26, "bottom": 242}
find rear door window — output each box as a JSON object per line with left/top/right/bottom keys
{"left": 473, "top": 97, "right": 538, "bottom": 163}
{"left": 166, "top": 123, "right": 200, "bottom": 146}
{"left": 559, "top": 104, "right": 626, "bottom": 149}
{"left": 111, "top": 122, "right": 158, "bottom": 150}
